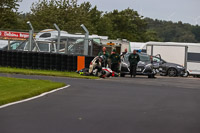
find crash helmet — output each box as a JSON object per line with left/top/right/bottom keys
{"left": 100, "top": 55, "right": 106, "bottom": 61}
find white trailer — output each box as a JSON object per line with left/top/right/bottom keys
{"left": 146, "top": 42, "right": 200, "bottom": 76}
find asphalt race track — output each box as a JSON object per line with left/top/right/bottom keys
{"left": 0, "top": 73, "right": 200, "bottom": 133}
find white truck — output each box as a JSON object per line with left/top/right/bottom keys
{"left": 146, "top": 42, "right": 200, "bottom": 76}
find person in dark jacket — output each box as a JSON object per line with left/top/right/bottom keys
{"left": 98, "top": 47, "right": 109, "bottom": 67}
{"left": 110, "top": 49, "right": 120, "bottom": 72}
{"left": 128, "top": 50, "right": 140, "bottom": 77}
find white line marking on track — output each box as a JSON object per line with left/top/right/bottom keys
{"left": 0, "top": 85, "right": 71, "bottom": 109}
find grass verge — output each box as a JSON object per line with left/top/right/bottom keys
{"left": 0, "top": 76, "right": 66, "bottom": 106}
{"left": 0, "top": 67, "right": 98, "bottom": 79}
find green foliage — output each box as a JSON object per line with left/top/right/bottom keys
{"left": 1, "top": 0, "right": 200, "bottom": 43}
{"left": 101, "top": 9, "right": 147, "bottom": 41}
{"left": 144, "top": 30, "right": 160, "bottom": 42}
{"left": 192, "top": 26, "right": 200, "bottom": 42}
{"left": 0, "top": 67, "right": 99, "bottom": 79}
{"left": 27, "top": 0, "right": 99, "bottom": 33}
{"left": 145, "top": 18, "right": 200, "bottom": 43}
{"left": 20, "top": 0, "right": 148, "bottom": 41}
{"left": 96, "top": 16, "right": 114, "bottom": 38}
{"left": 0, "top": 0, "right": 22, "bottom": 29}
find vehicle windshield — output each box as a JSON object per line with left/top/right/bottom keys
{"left": 124, "top": 53, "right": 150, "bottom": 62}
{"left": 16, "top": 40, "right": 36, "bottom": 51}
{"left": 153, "top": 57, "right": 166, "bottom": 63}
{"left": 139, "top": 54, "right": 150, "bottom": 62}
{"left": 10, "top": 41, "right": 21, "bottom": 50}
{"left": 16, "top": 41, "right": 27, "bottom": 50}
{"left": 38, "top": 43, "right": 49, "bottom": 52}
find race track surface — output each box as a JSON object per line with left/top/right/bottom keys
{"left": 0, "top": 74, "right": 200, "bottom": 133}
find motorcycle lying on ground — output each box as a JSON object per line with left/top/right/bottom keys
{"left": 77, "top": 56, "right": 119, "bottom": 78}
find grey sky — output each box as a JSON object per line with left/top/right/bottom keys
{"left": 19, "top": 0, "right": 200, "bottom": 25}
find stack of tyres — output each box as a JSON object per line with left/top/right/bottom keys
{"left": 67, "top": 55, "right": 73, "bottom": 71}
{"left": 1, "top": 51, "right": 7, "bottom": 67}
{"left": 22, "top": 51, "right": 28, "bottom": 68}
{"left": 56, "top": 53, "right": 62, "bottom": 71}
{"left": 11, "top": 51, "right": 18, "bottom": 67}
{"left": 38, "top": 52, "right": 44, "bottom": 69}
{"left": 85, "top": 56, "right": 94, "bottom": 68}
{"left": 0, "top": 50, "right": 2, "bottom": 66}
{"left": 6, "top": 51, "right": 12, "bottom": 67}
{"left": 32, "top": 52, "right": 38, "bottom": 69}
{"left": 50, "top": 53, "right": 56, "bottom": 70}
{"left": 44, "top": 53, "right": 51, "bottom": 70}
{"left": 72, "top": 55, "right": 77, "bottom": 71}
{"left": 61, "top": 54, "right": 68, "bottom": 71}
{"left": 26, "top": 52, "right": 32, "bottom": 69}
{"left": 16, "top": 51, "right": 22, "bottom": 68}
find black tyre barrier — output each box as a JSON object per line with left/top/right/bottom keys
{"left": 85, "top": 56, "right": 94, "bottom": 68}
{"left": 11, "top": 51, "right": 17, "bottom": 67}
{"left": 44, "top": 53, "right": 51, "bottom": 70}
{"left": 21, "top": 51, "right": 28, "bottom": 68}
{"left": 61, "top": 54, "right": 68, "bottom": 71}
{"left": 0, "top": 50, "right": 94, "bottom": 71}
{"left": 26, "top": 52, "right": 32, "bottom": 69}
{"left": 67, "top": 55, "right": 73, "bottom": 71}
{"left": 16, "top": 51, "right": 22, "bottom": 68}
{"left": 50, "top": 53, "right": 57, "bottom": 70}
{"left": 1, "top": 51, "right": 7, "bottom": 66}
{"left": 6, "top": 51, "right": 12, "bottom": 67}
{"left": 32, "top": 52, "right": 38, "bottom": 69}
{"left": 73, "top": 55, "right": 77, "bottom": 71}
{"left": 38, "top": 52, "right": 44, "bottom": 69}
{"left": 56, "top": 53, "right": 62, "bottom": 71}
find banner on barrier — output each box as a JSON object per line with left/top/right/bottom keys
{"left": 0, "top": 31, "right": 29, "bottom": 40}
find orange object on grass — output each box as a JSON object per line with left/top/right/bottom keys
{"left": 77, "top": 56, "right": 85, "bottom": 71}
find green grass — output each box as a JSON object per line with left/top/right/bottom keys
{"left": 0, "top": 76, "right": 66, "bottom": 106}
{"left": 0, "top": 67, "right": 98, "bottom": 79}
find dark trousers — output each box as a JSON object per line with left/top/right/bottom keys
{"left": 102, "top": 60, "right": 108, "bottom": 67}
{"left": 130, "top": 64, "right": 137, "bottom": 77}
{"left": 111, "top": 63, "right": 119, "bottom": 72}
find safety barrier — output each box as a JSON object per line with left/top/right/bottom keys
{"left": 0, "top": 50, "right": 94, "bottom": 71}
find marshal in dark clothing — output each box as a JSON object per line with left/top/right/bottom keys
{"left": 128, "top": 50, "right": 140, "bottom": 77}
{"left": 98, "top": 47, "right": 110, "bottom": 67}
{"left": 110, "top": 49, "right": 120, "bottom": 72}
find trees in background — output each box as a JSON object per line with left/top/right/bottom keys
{"left": 98, "top": 9, "right": 148, "bottom": 41}
{"left": 0, "top": 0, "right": 22, "bottom": 29}
{"left": 27, "top": 0, "right": 101, "bottom": 33}
{"left": 145, "top": 18, "right": 199, "bottom": 43}
{"left": 0, "top": 0, "right": 200, "bottom": 43}
{"left": 24, "top": 0, "right": 150, "bottom": 42}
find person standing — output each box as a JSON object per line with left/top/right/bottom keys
{"left": 120, "top": 48, "right": 128, "bottom": 58}
{"left": 98, "top": 47, "right": 109, "bottom": 67}
{"left": 110, "top": 49, "right": 120, "bottom": 72}
{"left": 119, "top": 48, "right": 128, "bottom": 71}
{"left": 128, "top": 50, "right": 140, "bottom": 78}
